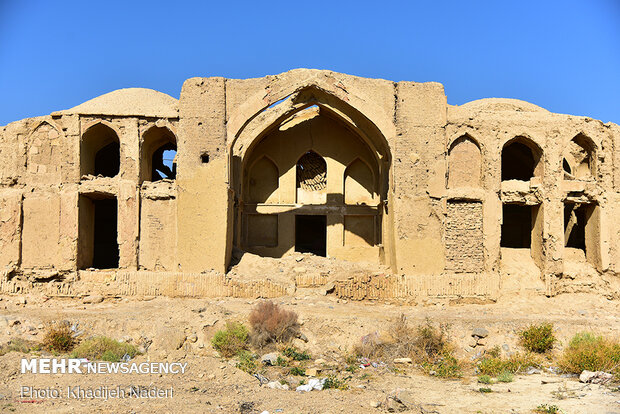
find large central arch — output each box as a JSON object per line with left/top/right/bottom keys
{"left": 229, "top": 86, "right": 393, "bottom": 264}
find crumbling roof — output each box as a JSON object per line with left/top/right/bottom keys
{"left": 459, "top": 98, "right": 549, "bottom": 113}
{"left": 54, "top": 88, "right": 178, "bottom": 118}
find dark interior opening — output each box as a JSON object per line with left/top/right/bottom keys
{"left": 502, "top": 141, "right": 535, "bottom": 181}
{"left": 94, "top": 142, "right": 120, "bottom": 177}
{"left": 295, "top": 215, "right": 327, "bottom": 256}
{"left": 501, "top": 204, "right": 532, "bottom": 248}
{"left": 93, "top": 198, "right": 119, "bottom": 269}
{"left": 152, "top": 143, "right": 177, "bottom": 180}
{"left": 563, "top": 159, "right": 572, "bottom": 175}
{"left": 564, "top": 203, "right": 587, "bottom": 251}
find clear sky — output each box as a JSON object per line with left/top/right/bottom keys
{"left": 0, "top": 0, "right": 618, "bottom": 126}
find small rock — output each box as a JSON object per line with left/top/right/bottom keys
{"left": 82, "top": 295, "right": 104, "bottom": 304}
{"left": 267, "top": 381, "right": 289, "bottom": 390}
{"left": 314, "top": 358, "right": 326, "bottom": 365}
{"left": 393, "top": 358, "right": 412, "bottom": 364}
{"left": 502, "top": 344, "right": 510, "bottom": 352}
{"left": 526, "top": 367, "right": 542, "bottom": 375}
{"left": 579, "top": 370, "right": 613, "bottom": 384}
{"left": 296, "top": 378, "right": 325, "bottom": 392}
{"left": 261, "top": 353, "right": 279, "bottom": 366}
{"left": 16, "top": 297, "right": 26, "bottom": 305}
{"left": 476, "top": 338, "right": 487, "bottom": 347}
{"left": 207, "top": 374, "right": 216, "bottom": 380}
{"left": 369, "top": 400, "right": 381, "bottom": 408}
{"left": 472, "top": 328, "right": 489, "bottom": 338}
{"left": 306, "top": 368, "right": 320, "bottom": 377}
{"left": 8, "top": 319, "right": 20, "bottom": 327}
{"left": 187, "top": 333, "right": 198, "bottom": 343}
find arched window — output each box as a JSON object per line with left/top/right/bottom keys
{"left": 81, "top": 123, "right": 120, "bottom": 178}
{"left": 248, "top": 156, "right": 279, "bottom": 203}
{"left": 448, "top": 136, "right": 481, "bottom": 188}
{"left": 296, "top": 151, "right": 327, "bottom": 191}
{"left": 344, "top": 158, "right": 374, "bottom": 204}
{"left": 141, "top": 126, "right": 177, "bottom": 182}
{"left": 501, "top": 137, "right": 542, "bottom": 181}
{"left": 563, "top": 134, "right": 595, "bottom": 180}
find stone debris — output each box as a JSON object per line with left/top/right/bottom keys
{"left": 579, "top": 370, "right": 613, "bottom": 384}
{"left": 261, "top": 353, "right": 279, "bottom": 366}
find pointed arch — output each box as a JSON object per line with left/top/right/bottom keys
{"left": 81, "top": 122, "right": 120, "bottom": 177}
{"left": 448, "top": 135, "right": 482, "bottom": 188}
{"left": 501, "top": 136, "right": 543, "bottom": 181}
{"left": 344, "top": 158, "right": 375, "bottom": 204}
{"left": 141, "top": 125, "right": 177, "bottom": 182}
{"left": 563, "top": 133, "right": 596, "bottom": 180}
{"left": 248, "top": 156, "right": 279, "bottom": 203}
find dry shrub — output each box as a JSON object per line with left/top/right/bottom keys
{"left": 477, "top": 352, "right": 540, "bottom": 376}
{"left": 0, "top": 338, "right": 39, "bottom": 356}
{"left": 70, "top": 336, "right": 139, "bottom": 362}
{"left": 248, "top": 301, "right": 300, "bottom": 348}
{"left": 559, "top": 332, "right": 620, "bottom": 375}
{"left": 520, "top": 323, "right": 556, "bottom": 353}
{"left": 354, "top": 315, "right": 462, "bottom": 378}
{"left": 42, "top": 321, "right": 76, "bottom": 353}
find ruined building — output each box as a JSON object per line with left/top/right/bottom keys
{"left": 0, "top": 69, "right": 618, "bottom": 299}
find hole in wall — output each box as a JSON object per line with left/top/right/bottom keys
{"left": 501, "top": 204, "right": 532, "bottom": 248}
{"left": 201, "top": 153, "right": 210, "bottom": 164}
{"left": 295, "top": 215, "right": 327, "bottom": 256}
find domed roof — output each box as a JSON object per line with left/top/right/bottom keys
{"left": 459, "top": 98, "right": 548, "bottom": 113}
{"left": 55, "top": 88, "right": 178, "bottom": 118}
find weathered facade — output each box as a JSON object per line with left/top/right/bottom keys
{"left": 1, "top": 69, "right": 618, "bottom": 299}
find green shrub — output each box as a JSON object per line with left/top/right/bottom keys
{"left": 520, "top": 323, "right": 556, "bottom": 353}
{"left": 289, "top": 367, "right": 306, "bottom": 376}
{"left": 70, "top": 336, "right": 139, "bottom": 362}
{"left": 534, "top": 404, "right": 562, "bottom": 414}
{"left": 211, "top": 322, "right": 249, "bottom": 357}
{"left": 423, "top": 351, "right": 462, "bottom": 378}
{"left": 275, "top": 356, "right": 288, "bottom": 367}
{"left": 235, "top": 350, "right": 258, "bottom": 374}
{"left": 282, "top": 346, "right": 310, "bottom": 361}
{"left": 559, "top": 332, "right": 620, "bottom": 375}
{"left": 478, "top": 352, "right": 539, "bottom": 376}
{"left": 42, "top": 321, "right": 76, "bottom": 353}
{"left": 478, "top": 374, "right": 492, "bottom": 384}
{"left": 497, "top": 371, "right": 514, "bottom": 383}
{"left": 323, "top": 374, "right": 350, "bottom": 390}
{"left": 478, "top": 387, "right": 492, "bottom": 393}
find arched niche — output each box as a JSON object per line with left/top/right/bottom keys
{"left": 563, "top": 133, "right": 596, "bottom": 180}
{"left": 448, "top": 135, "right": 481, "bottom": 188}
{"left": 27, "top": 122, "right": 63, "bottom": 181}
{"left": 81, "top": 123, "right": 120, "bottom": 177}
{"left": 248, "top": 156, "right": 279, "bottom": 203}
{"left": 141, "top": 126, "right": 177, "bottom": 183}
{"left": 501, "top": 136, "right": 543, "bottom": 181}
{"left": 344, "top": 158, "right": 375, "bottom": 204}
{"left": 296, "top": 151, "right": 327, "bottom": 204}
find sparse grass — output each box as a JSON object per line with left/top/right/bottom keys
{"left": 478, "top": 374, "right": 492, "bottom": 384}
{"left": 478, "top": 352, "right": 540, "bottom": 376}
{"left": 323, "top": 374, "right": 350, "bottom": 390}
{"left": 248, "top": 301, "right": 300, "bottom": 348}
{"left": 559, "top": 332, "right": 620, "bottom": 375}
{"left": 289, "top": 366, "right": 306, "bottom": 376}
{"left": 497, "top": 371, "right": 514, "bottom": 383}
{"left": 354, "top": 315, "right": 463, "bottom": 378}
{"left": 282, "top": 346, "right": 310, "bottom": 361}
{"left": 70, "top": 336, "right": 138, "bottom": 362}
{"left": 211, "top": 322, "right": 249, "bottom": 358}
{"left": 520, "top": 323, "right": 556, "bottom": 353}
{"left": 275, "top": 356, "right": 288, "bottom": 367}
{"left": 235, "top": 350, "right": 258, "bottom": 374}
{"left": 478, "top": 387, "right": 492, "bottom": 393}
{"left": 42, "top": 321, "right": 76, "bottom": 353}
{"left": 345, "top": 364, "right": 358, "bottom": 373}
{"left": 0, "top": 338, "right": 40, "bottom": 356}
{"left": 533, "top": 404, "right": 562, "bottom": 414}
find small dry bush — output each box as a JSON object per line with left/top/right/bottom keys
{"left": 520, "top": 323, "right": 556, "bottom": 353}
{"left": 559, "top": 332, "right": 620, "bottom": 375}
{"left": 355, "top": 315, "right": 462, "bottom": 378}
{"left": 248, "top": 301, "right": 300, "bottom": 348}
{"left": 477, "top": 352, "right": 540, "bottom": 376}
{"left": 0, "top": 338, "right": 40, "bottom": 356}
{"left": 211, "top": 322, "right": 249, "bottom": 357}
{"left": 42, "top": 321, "right": 76, "bottom": 353}
{"left": 70, "top": 337, "right": 139, "bottom": 362}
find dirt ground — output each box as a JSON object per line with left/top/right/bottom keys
{"left": 0, "top": 289, "right": 619, "bottom": 413}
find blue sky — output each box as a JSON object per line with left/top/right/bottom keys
{"left": 0, "top": 0, "right": 618, "bottom": 125}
